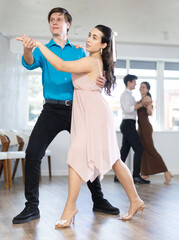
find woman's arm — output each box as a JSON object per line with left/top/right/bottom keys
{"left": 37, "top": 41, "right": 94, "bottom": 73}
{"left": 134, "top": 102, "right": 143, "bottom": 111}
{"left": 142, "top": 96, "right": 153, "bottom": 115}
{"left": 16, "top": 37, "right": 95, "bottom": 74}
{"left": 146, "top": 104, "right": 153, "bottom": 116}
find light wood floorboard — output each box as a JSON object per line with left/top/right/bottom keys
{"left": 0, "top": 175, "right": 179, "bottom": 240}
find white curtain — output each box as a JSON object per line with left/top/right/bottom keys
{"left": 0, "top": 33, "right": 28, "bottom": 130}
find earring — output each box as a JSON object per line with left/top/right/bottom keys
{"left": 100, "top": 48, "right": 103, "bottom": 55}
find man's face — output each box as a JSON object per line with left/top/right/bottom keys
{"left": 128, "top": 79, "right": 136, "bottom": 90}
{"left": 49, "top": 12, "right": 70, "bottom": 36}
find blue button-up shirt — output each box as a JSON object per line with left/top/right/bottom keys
{"left": 22, "top": 39, "right": 86, "bottom": 100}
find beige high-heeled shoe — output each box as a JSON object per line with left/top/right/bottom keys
{"left": 55, "top": 209, "right": 78, "bottom": 229}
{"left": 119, "top": 205, "right": 145, "bottom": 221}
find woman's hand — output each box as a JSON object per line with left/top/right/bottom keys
{"left": 142, "top": 96, "right": 153, "bottom": 115}
{"left": 16, "top": 34, "right": 41, "bottom": 48}
{"left": 143, "top": 101, "right": 152, "bottom": 108}
{"left": 142, "top": 96, "right": 152, "bottom": 108}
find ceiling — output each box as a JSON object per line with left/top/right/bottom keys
{"left": 1, "top": 0, "right": 179, "bottom": 46}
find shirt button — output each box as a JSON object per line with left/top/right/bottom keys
{"left": 65, "top": 78, "right": 67, "bottom": 80}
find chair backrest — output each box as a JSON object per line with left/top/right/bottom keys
{"left": 0, "top": 133, "right": 9, "bottom": 152}
{"left": 3, "top": 130, "right": 19, "bottom": 146}
{"left": 13, "top": 130, "right": 30, "bottom": 145}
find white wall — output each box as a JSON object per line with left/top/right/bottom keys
{"left": 0, "top": 34, "right": 29, "bottom": 130}
{"left": 116, "top": 42, "right": 179, "bottom": 60}
{"left": 41, "top": 130, "right": 179, "bottom": 176}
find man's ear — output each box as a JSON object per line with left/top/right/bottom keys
{"left": 67, "top": 22, "right": 71, "bottom": 31}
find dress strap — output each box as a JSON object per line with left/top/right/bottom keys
{"left": 96, "top": 58, "right": 103, "bottom": 77}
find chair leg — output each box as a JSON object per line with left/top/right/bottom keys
{"left": 3, "top": 160, "right": 8, "bottom": 189}
{"left": 7, "top": 159, "right": 12, "bottom": 189}
{"left": 48, "top": 156, "right": 52, "bottom": 178}
{"left": 0, "top": 162, "right": 3, "bottom": 177}
{"left": 21, "top": 158, "right": 25, "bottom": 184}
{"left": 12, "top": 159, "right": 20, "bottom": 180}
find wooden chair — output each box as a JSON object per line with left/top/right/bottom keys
{"left": 2, "top": 130, "right": 25, "bottom": 188}
{"left": 12, "top": 130, "right": 52, "bottom": 179}
{"left": 0, "top": 134, "right": 9, "bottom": 189}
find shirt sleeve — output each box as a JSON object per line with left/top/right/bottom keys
{"left": 78, "top": 48, "right": 86, "bottom": 58}
{"left": 22, "top": 47, "right": 43, "bottom": 70}
{"left": 121, "top": 93, "right": 135, "bottom": 113}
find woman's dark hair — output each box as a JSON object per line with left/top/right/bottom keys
{"left": 48, "top": 7, "right": 72, "bottom": 33}
{"left": 141, "top": 81, "right": 152, "bottom": 99}
{"left": 95, "top": 25, "right": 116, "bottom": 95}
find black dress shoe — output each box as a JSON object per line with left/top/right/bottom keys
{"left": 93, "top": 199, "right": 120, "bottom": 215}
{"left": 133, "top": 176, "right": 150, "bottom": 184}
{"left": 114, "top": 175, "right": 119, "bottom": 182}
{"left": 12, "top": 205, "right": 40, "bottom": 224}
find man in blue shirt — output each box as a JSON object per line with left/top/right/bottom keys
{"left": 13, "top": 7, "right": 119, "bottom": 224}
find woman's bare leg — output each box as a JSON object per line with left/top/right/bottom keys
{"left": 112, "top": 160, "right": 144, "bottom": 217}
{"left": 164, "top": 171, "right": 173, "bottom": 184}
{"left": 141, "top": 175, "right": 150, "bottom": 180}
{"left": 58, "top": 165, "right": 82, "bottom": 223}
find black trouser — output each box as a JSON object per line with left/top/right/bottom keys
{"left": 25, "top": 103, "right": 103, "bottom": 207}
{"left": 120, "top": 119, "right": 143, "bottom": 177}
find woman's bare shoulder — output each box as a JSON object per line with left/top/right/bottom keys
{"left": 143, "top": 96, "right": 151, "bottom": 101}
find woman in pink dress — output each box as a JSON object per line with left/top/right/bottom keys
{"left": 17, "top": 25, "right": 144, "bottom": 226}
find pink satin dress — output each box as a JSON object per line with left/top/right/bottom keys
{"left": 67, "top": 59, "right": 120, "bottom": 182}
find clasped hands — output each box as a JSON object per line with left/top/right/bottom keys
{"left": 16, "top": 34, "right": 41, "bottom": 48}
{"left": 141, "top": 98, "right": 152, "bottom": 108}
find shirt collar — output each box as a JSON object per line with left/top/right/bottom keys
{"left": 125, "top": 88, "right": 132, "bottom": 93}
{"left": 47, "top": 38, "right": 73, "bottom": 48}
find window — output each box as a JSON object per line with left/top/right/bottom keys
{"left": 102, "top": 60, "right": 127, "bottom": 129}
{"left": 129, "top": 61, "right": 157, "bottom": 129}
{"left": 164, "top": 62, "right": 179, "bottom": 130}
{"left": 28, "top": 69, "right": 43, "bottom": 126}
{"left": 105, "top": 60, "right": 157, "bottom": 130}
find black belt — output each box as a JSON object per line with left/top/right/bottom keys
{"left": 45, "top": 99, "right": 72, "bottom": 106}
{"left": 123, "top": 119, "right": 136, "bottom": 122}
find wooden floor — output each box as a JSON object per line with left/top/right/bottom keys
{"left": 0, "top": 175, "right": 179, "bottom": 240}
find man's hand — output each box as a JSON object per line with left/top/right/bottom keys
{"left": 96, "top": 71, "right": 106, "bottom": 88}
{"left": 96, "top": 75, "right": 106, "bottom": 88}
{"left": 74, "top": 45, "right": 85, "bottom": 51}
{"left": 142, "top": 100, "right": 152, "bottom": 108}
